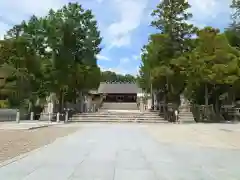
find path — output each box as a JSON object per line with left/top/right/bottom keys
{"left": 0, "top": 123, "right": 240, "bottom": 180}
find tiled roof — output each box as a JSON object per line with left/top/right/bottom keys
{"left": 98, "top": 82, "right": 141, "bottom": 94}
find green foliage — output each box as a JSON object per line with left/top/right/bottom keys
{"left": 230, "top": 0, "right": 240, "bottom": 31}
{"left": 0, "top": 2, "right": 102, "bottom": 111}
{"left": 0, "top": 100, "right": 9, "bottom": 108}
{"left": 101, "top": 71, "right": 136, "bottom": 82}
{"left": 139, "top": 0, "right": 240, "bottom": 112}
{"left": 151, "top": 0, "right": 197, "bottom": 55}
{"left": 138, "top": 0, "right": 196, "bottom": 104}
{"left": 225, "top": 30, "right": 240, "bottom": 48}
{"left": 173, "top": 27, "right": 240, "bottom": 105}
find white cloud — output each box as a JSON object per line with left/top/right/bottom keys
{"left": 101, "top": 66, "right": 138, "bottom": 76}
{"left": 96, "top": 0, "right": 104, "bottom": 3}
{"left": 120, "top": 57, "right": 130, "bottom": 63}
{"left": 96, "top": 54, "right": 111, "bottom": 61}
{"left": 188, "top": 0, "right": 231, "bottom": 25}
{"left": 0, "top": 0, "right": 63, "bottom": 20}
{"left": 0, "top": 22, "right": 10, "bottom": 39}
{"left": 106, "top": 0, "right": 149, "bottom": 48}
{"left": 102, "top": 56, "right": 139, "bottom": 75}
{"left": 99, "top": 55, "right": 140, "bottom": 75}
{"left": 0, "top": 0, "right": 65, "bottom": 37}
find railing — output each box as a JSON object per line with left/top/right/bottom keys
{"left": 0, "top": 102, "right": 101, "bottom": 123}
{"left": 220, "top": 106, "right": 240, "bottom": 122}
{"left": 14, "top": 112, "right": 69, "bottom": 123}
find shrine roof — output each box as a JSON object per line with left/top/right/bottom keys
{"left": 97, "top": 82, "right": 141, "bottom": 94}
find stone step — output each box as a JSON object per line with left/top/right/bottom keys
{"left": 74, "top": 114, "right": 160, "bottom": 118}
{"left": 89, "top": 111, "right": 158, "bottom": 114}
{"left": 179, "top": 117, "right": 195, "bottom": 119}
{"left": 179, "top": 112, "right": 194, "bottom": 114}
{"left": 71, "top": 119, "right": 165, "bottom": 122}
{"left": 69, "top": 119, "right": 166, "bottom": 123}
{"left": 179, "top": 111, "right": 195, "bottom": 123}
{"left": 71, "top": 112, "right": 165, "bottom": 121}
{"left": 180, "top": 116, "right": 194, "bottom": 119}
{"left": 100, "top": 102, "right": 138, "bottom": 110}
{"left": 97, "top": 113, "right": 159, "bottom": 116}
{"left": 98, "top": 110, "right": 152, "bottom": 112}
{"left": 71, "top": 116, "right": 164, "bottom": 120}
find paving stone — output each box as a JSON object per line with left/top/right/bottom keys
{"left": 114, "top": 169, "right": 157, "bottom": 180}
{"left": 71, "top": 159, "right": 115, "bottom": 180}
{"left": 0, "top": 123, "right": 239, "bottom": 180}
{"left": 151, "top": 161, "right": 214, "bottom": 180}
{"left": 0, "top": 160, "right": 39, "bottom": 180}
{"left": 23, "top": 165, "right": 74, "bottom": 180}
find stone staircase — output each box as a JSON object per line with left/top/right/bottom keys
{"left": 100, "top": 102, "right": 138, "bottom": 110}
{"left": 70, "top": 109, "right": 165, "bottom": 123}
{"left": 178, "top": 106, "right": 195, "bottom": 123}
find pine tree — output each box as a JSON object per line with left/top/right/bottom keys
{"left": 230, "top": 0, "right": 240, "bottom": 31}
{"left": 151, "top": 0, "right": 197, "bottom": 55}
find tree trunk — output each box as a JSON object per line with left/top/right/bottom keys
{"left": 151, "top": 84, "right": 154, "bottom": 110}
{"left": 214, "top": 93, "right": 220, "bottom": 115}
{"left": 231, "top": 87, "right": 235, "bottom": 105}
{"left": 163, "top": 92, "right": 168, "bottom": 120}
{"left": 79, "top": 91, "right": 83, "bottom": 113}
{"left": 205, "top": 84, "right": 208, "bottom": 106}
{"left": 61, "top": 91, "right": 65, "bottom": 111}
{"left": 58, "top": 90, "right": 63, "bottom": 112}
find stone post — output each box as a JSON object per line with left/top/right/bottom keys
{"left": 16, "top": 111, "right": 20, "bottom": 123}
{"left": 48, "top": 112, "right": 51, "bottom": 122}
{"left": 57, "top": 112, "right": 60, "bottom": 123}
{"left": 140, "top": 97, "right": 144, "bottom": 112}
{"left": 65, "top": 111, "right": 68, "bottom": 123}
{"left": 30, "top": 112, "right": 34, "bottom": 121}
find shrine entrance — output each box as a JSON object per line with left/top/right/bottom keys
{"left": 104, "top": 93, "right": 137, "bottom": 103}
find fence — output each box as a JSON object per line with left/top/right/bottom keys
{"left": 0, "top": 103, "right": 99, "bottom": 123}
{"left": 157, "top": 103, "right": 238, "bottom": 123}
{"left": 191, "top": 105, "right": 214, "bottom": 122}
{"left": 16, "top": 112, "right": 68, "bottom": 123}
{"left": 220, "top": 106, "right": 240, "bottom": 122}
{"left": 0, "top": 109, "right": 18, "bottom": 122}
{"left": 191, "top": 105, "right": 240, "bottom": 123}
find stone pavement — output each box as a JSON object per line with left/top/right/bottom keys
{"left": 0, "top": 123, "right": 240, "bottom": 180}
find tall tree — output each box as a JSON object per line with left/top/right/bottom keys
{"left": 39, "top": 3, "right": 102, "bottom": 111}
{"left": 230, "top": 0, "right": 240, "bottom": 31}
{"left": 139, "top": 0, "right": 196, "bottom": 110}
{"left": 151, "top": 0, "right": 197, "bottom": 55}
{"left": 226, "top": 0, "right": 240, "bottom": 48}
{"left": 174, "top": 27, "right": 240, "bottom": 109}
{"left": 0, "top": 2, "right": 103, "bottom": 114}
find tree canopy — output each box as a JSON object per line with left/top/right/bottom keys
{"left": 0, "top": 2, "right": 102, "bottom": 112}
{"left": 138, "top": 0, "right": 240, "bottom": 119}
{"left": 101, "top": 71, "right": 136, "bottom": 83}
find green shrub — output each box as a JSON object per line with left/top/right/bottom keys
{"left": 0, "top": 100, "right": 9, "bottom": 108}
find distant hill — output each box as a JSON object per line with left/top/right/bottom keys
{"left": 101, "top": 71, "right": 136, "bottom": 83}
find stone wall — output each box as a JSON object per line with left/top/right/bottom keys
{"left": 0, "top": 109, "right": 17, "bottom": 122}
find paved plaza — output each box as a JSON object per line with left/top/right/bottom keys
{"left": 0, "top": 123, "right": 240, "bottom": 180}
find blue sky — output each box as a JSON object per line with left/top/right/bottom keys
{"left": 0, "top": 0, "right": 232, "bottom": 75}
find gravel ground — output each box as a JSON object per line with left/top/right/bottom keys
{"left": 146, "top": 123, "right": 240, "bottom": 149}
{"left": 0, "top": 126, "right": 79, "bottom": 162}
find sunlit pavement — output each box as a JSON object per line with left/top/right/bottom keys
{"left": 0, "top": 123, "right": 240, "bottom": 180}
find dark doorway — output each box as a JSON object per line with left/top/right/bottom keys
{"left": 104, "top": 93, "right": 137, "bottom": 102}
